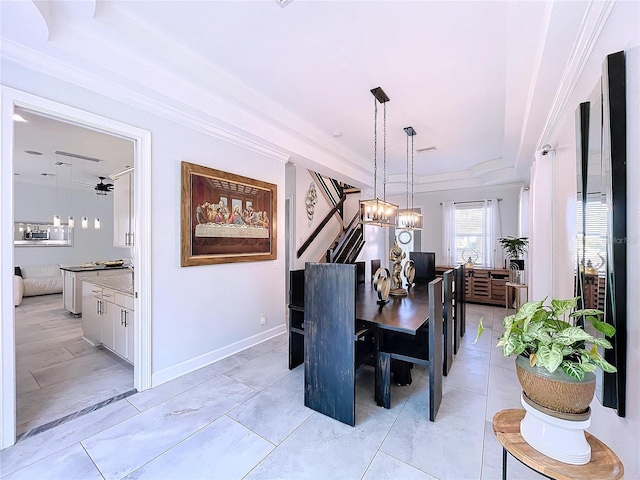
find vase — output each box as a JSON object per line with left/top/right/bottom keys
{"left": 515, "top": 355, "right": 595, "bottom": 414}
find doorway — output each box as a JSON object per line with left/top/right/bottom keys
{"left": 1, "top": 87, "right": 152, "bottom": 449}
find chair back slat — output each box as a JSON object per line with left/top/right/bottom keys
{"left": 410, "top": 252, "right": 436, "bottom": 284}
{"left": 304, "top": 262, "right": 357, "bottom": 426}
{"left": 428, "top": 277, "right": 443, "bottom": 420}
{"left": 442, "top": 270, "right": 454, "bottom": 375}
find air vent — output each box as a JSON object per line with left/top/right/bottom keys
{"left": 25, "top": 150, "right": 43, "bottom": 155}
{"left": 416, "top": 146, "right": 437, "bottom": 153}
{"left": 54, "top": 151, "right": 102, "bottom": 163}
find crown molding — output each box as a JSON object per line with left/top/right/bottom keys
{"left": 1, "top": 40, "right": 292, "bottom": 164}
{"left": 537, "top": 0, "right": 615, "bottom": 148}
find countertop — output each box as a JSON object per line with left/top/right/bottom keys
{"left": 85, "top": 274, "right": 134, "bottom": 296}
{"left": 60, "top": 264, "right": 130, "bottom": 272}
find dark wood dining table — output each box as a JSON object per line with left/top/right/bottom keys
{"left": 355, "top": 282, "right": 432, "bottom": 335}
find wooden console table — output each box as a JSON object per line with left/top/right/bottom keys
{"left": 492, "top": 409, "right": 623, "bottom": 480}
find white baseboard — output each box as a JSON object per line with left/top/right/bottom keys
{"left": 151, "top": 324, "right": 287, "bottom": 387}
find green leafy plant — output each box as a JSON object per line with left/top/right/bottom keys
{"left": 498, "top": 236, "right": 529, "bottom": 259}
{"left": 475, "top": 297, "right": 617, "bottom": 381}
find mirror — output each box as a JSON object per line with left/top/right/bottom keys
{"left": 13, "top": 222, "right": 73, "bottom": 247}
{"left": 575, "top": 51, "right": 626, "bottom": 417}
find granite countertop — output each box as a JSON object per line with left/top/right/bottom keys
{"left": 86, "top": 274, "right": 134, "bottom": 296}
{"left": 60, "top": 264, "right": 130, "bottom": 272}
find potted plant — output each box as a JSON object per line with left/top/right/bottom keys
{"left": 498, "top": 236, "right": 528, "bottom": 270}
{"left": 476, "top": 297, "right": 616, "bottom": 414}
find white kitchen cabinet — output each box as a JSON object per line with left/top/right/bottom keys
{"left": 100, "top": 288, "right": 115, "bottom": 350}
{"left": 64, "top": 270, "right": 97, "bottom": 315}
{"left": 114, "top": 306, "right": 134, "bottom": 362}
{"left": 81, "top": 282, "right": 103, "bottom": 346}
{"left": 62, "top": 268, "right": 129, "bottom": 315}
{"left": 111, "top": 169, "right": 134, "bottom": 248}
{"left": 82, "top": 280, "right": 134, "bottom": 364}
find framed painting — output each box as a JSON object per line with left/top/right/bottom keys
{"left": 181, "top": 161, "right": 277, "bottom": 266}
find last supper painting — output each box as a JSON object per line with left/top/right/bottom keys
{"left": 181, "top": 161, "right": 277, "bottom": 266}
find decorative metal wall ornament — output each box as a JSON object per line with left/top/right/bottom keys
{"left": 389, "top": 237, "right": 408, "bottom": 297}
{"left": 360, "top": 87, "right": 398, "bottom": 228}
{"left": 397, "top": 127, "right": 423, "bottom": 230}
{"left": 305, "top": 182, "right": 318, "bottom": 225}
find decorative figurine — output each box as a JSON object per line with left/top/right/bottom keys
{"left": 389, "top": 237, "right": 408, "bottom": 296}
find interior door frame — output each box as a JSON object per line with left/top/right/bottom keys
{"left": 0, "top": 87, "right": 152, "bottom": 449}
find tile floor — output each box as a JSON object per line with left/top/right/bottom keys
{"left": 0, "top": 301, "right": 551, "bottom": 479}
{"left": 13, "top": 294, "right": 134, "bottom": 437}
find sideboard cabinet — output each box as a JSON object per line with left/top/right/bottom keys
{"left": 465, "top": 268, "right": 509, "bottom": 306}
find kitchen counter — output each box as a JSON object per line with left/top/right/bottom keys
{"left": 87, "top": 274, "right": 134, "bottom": 295}
{"left": 60, "top": 264, "right": 129, "bottom": 273}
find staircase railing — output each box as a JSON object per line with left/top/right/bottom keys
{"left": 296, "top": 195, "right": 346, "bottom": 259}
{"left": 326, "top": 210, "right": 362, "bottom": 263}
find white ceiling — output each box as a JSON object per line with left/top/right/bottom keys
{"left": 2, "top": 0, "right": 605, "bottom": 193}
{"left": 13, "top": 109, "right": 134, "bottom": 188}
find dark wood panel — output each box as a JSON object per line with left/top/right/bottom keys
{"left": 304, "top": 263, "right": 357, "bottom": 426}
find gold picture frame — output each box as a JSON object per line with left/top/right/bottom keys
{"left": 181, "top": 161, "right": 277, "bottom": 266}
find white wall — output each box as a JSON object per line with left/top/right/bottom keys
{"left": 537, "top": 1, "right": 639, "bottom": 475}
{"left": 13, "top": 182, "right": 127, "bottom": 267}
{"left": 2, "top": 60, "right": 287, "bottom": 385}
{"left": 292, "top": 167, "right": 341, "bottom": 269}
{"left": 389, "top": 184, "right": 522, "bottom": 267}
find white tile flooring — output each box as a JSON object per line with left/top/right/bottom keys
{"left": 1, "top": 301, "right": 553, "bottom": 479}
{"left": 13, "top": 294, "right": 134, "bottom": 437}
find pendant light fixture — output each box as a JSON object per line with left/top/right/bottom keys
{"left": 53, "top": 161, "right": 61, "bottom": 227}
{"left": 81, "top": 158, "right": 89, "bottom": 229}
{"left": 94, "top": 162, "right": 101, "bottom": 229}
{"left": 360, "top": 87, "right": 398, "bottom": 227}
{"left": 67, "top": 155, "right": 75, "bottom": 228}
{"left": 397, "top": 126, "right": 423, "bottom": 231}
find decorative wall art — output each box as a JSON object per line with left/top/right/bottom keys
{"left": 181, "top": 161, "right": 277, "bottom": 266}
{"left": 305, "top": 182, "right": 318, "bottom": 225}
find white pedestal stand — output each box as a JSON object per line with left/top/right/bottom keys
{"left": 520, "top": 393, "right": 592, "bottom": 465}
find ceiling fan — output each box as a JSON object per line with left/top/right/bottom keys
{"left": 95, "top": 176, "right": 114, "bottom": 195}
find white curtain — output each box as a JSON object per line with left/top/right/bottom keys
{"left": 441, "top": 201, "right": 456, "bottom": 266}
{"left": 482, "top": 198, "right": 502, "bottom": 268}
{"left": 519, "top": 186, "right": 530, "bottom": 273}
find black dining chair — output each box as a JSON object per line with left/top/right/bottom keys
{"left": 304, "top": 262, "right": 375, "bottom": 426}
{"left": 453, "top": 265, "right": 466, "bottom": 353}
{"left": 375, "top": 277, "right": 443, "bottom": 421}
{"left": 442, "top": 270, "right": 454, "bottom": 376}
{"left": 410, "top": 251, "right": 436, "bottom": 284}
{"left": 355, "top": 261, "right": 366, "bottom": 285}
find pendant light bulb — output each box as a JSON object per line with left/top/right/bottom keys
{"left": 68, "top": 216, "right": 75, "bottom": 228}
{"left": 53, "top": 214, "right": 61, "bottom": 227}
{"left": 82, "top": 216, "right": 89, "bottom": 229}
{"left": 94, "top": 217, "right": 101, "bottom": 229}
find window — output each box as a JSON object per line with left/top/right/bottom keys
{"left": 442, "top": 199, "right": 501, "bottom": 267}
{"left": 455, "top": 204, "right": 484, "bottom": 266}
{"left": 576, "top": 199, "right": 607, "bottom": 274}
